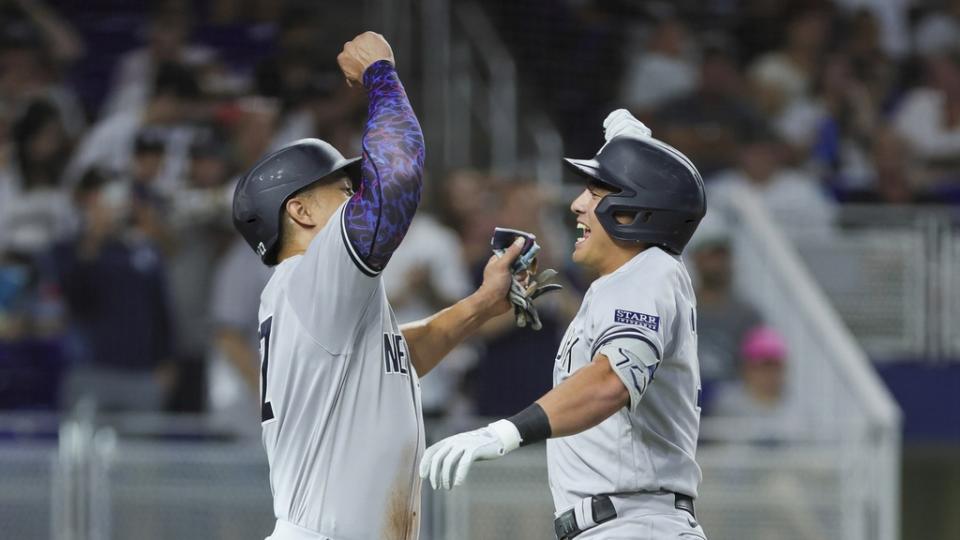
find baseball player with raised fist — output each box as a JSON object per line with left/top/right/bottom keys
{"left": 232, "top": 32, "right": 538, "bottom": 540}
{"left": 420, "top": 110, "right": 709, "bottom": 539}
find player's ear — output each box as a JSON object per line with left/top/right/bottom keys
{"left": 285, "top": 196, "right": 317, "bottom": 228}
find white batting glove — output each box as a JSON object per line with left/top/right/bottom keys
{"left": 603, "top": 108, "right": 652, "bottom": 142}
{"left": 419, "top": 419, "right": 521, "bottom": 490}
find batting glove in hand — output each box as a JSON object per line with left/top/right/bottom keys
{"left": 603, "top": 108, "right": 652, "bottom": 142}
{"left": 419, "top": 420, "right": 520, "bottom": 490}
{"left": 509, "top": 269, "right": 562, "bottom": 330}
{"left": 491, "top": 227, "right": 562, "bottom": 331}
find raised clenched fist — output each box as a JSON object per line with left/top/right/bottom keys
{"left": 337, "top": 31, "right": 395, "bottom": 86}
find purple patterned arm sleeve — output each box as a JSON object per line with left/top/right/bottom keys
{"left": 342, "top": 60, "right": 425, "bottom": 275}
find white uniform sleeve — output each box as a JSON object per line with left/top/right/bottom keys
{"left": 588, "top": 266, "right": 678, "bottom": 411}
{"left": 589, "top": 303, "right": 666, "bottom": 366}
{"left": 598, "top": 337, "right": 660, "bottom": 412}
{"left": 287, "top": 202, "right": 381, "bottom": 353}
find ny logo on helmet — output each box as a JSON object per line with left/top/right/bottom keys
{"left": 257, "top": 242, "right": 267, "bottom": 256}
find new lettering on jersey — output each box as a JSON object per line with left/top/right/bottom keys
{"left": 383, "top": 332, "right": 410, "bottom": 375}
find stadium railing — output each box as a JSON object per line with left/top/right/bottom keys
{"left": 793, "top": 204, "right": 959, "bottom": 361}
{"left": 416, "top": 0, "right": 563, "bottom": 178}
{"left": 49, "top": 408, "right": 274, "bottom": 540}
{"left": 725, "top": 187, "right": 902, "bottom": 540}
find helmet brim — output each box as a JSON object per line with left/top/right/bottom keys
{"left": 563, "top": 157, "right": 621, "bottom": 192}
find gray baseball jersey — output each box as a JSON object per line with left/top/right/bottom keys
{"left": 547, "top": 247, "right": 702, "bottom": 511}
{"left": 259, "top": 202, "right": 424, "bottom": 540}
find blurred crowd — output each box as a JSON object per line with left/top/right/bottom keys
{"left": 1, "top": 0, "right": 958, "bottom": 441}
{"left": 492, "top": 0, "right": 960, "bottom": 207}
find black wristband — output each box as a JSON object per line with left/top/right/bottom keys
{"left": 507, "top": 403, "right": 552, "bottom": 447}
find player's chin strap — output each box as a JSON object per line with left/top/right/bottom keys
{"left": 491, "top": 227, "right": 563, "bottom": 331}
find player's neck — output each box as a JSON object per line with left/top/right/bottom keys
{"left": 276, "top": 237, "right": 310, "bottom": 262}
{"left": 599, "top": 242, "right": 647, "bottom": 276}
{"left": 276, "top": 247, "right": 306, "bottom": 262}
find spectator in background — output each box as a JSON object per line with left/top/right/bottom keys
{"left": 687, "top": 215, "right": 762, "bottom": 383}
{"left": 711, "top": 326, "right": 799, "bottom": 443}
{"left": 129, "top": 128, "right": 168, "bottom": 189}
{"left": 250, "top": 6, "right": 365, "bottom": 152}
{"left": 168, "top": 126, "right": 236, "bottom": 219}
{"left": 439, "top": 169, "right": 502, "bottom": 268}
{"left": 230, "top": 96, "right": 279, "bottom": 172}
{"left": 841, "top": 127, "right": 941, "bottom": 204}
{"left": 833, "top": 0, "right": 911, "bottom": 59}
{"left": 52, "top": 171, "right": 174, "bottom": 413}
{"left": 0, "top": 252, "right": 36, "bottom": 343}
{"left": 0, "top": 0, "right": 86, "bottom": 136}
{"left": 259, "top": 49, "right": 327, "bottom": 146}
{"left": 1, "top": 100, "right": 75, "bottom": 256}
{"left": 0, "top": 248, "right": 65, "bottom": 410}
{"left": 892, "top": 52, "right": 960, "bottom": 184}
{"left": 257, "top": 49, "right": 363, "bottom": 152}
{"left": 208, "top": 237, "right": 272, "bottom": 437}
{"left": 99, "top": 0, "right": 215, "bottom": 120}
{"left": 709, "top": 127, "right": 836, "bottom": 236}
{"left": 164, "top": 130, "right": 236, "bottom": 412}
{"left": 383, "top": 209, "right": 475, "bottom": 419}
{"left": 124, "top": 128, "right": 175, "bottom": 253}
{"left": 730, "top": 0, "right": 790, "bottom": 65}
{"left": 656, "top": 36, "right": 769, "bottom": 177}
{"left": 841, "top": 8, "right": 898, "bottom": 108}
{"left": 782, "top": 53, "right": 879, "bottom": 188}
{"left": 66, "top": 61, "right": 201, "bottom": 191}
{"left": 913, "top": 2, "right": 960, "bottom": 58}
{"left": 748, "top": 4, "right": 831, "bottom": 124}
{"left": 620, "top": 11, "right": 698, "bottom": 116}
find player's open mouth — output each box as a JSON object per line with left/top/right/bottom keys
{"left": 576, "top": 223, "right": 590, "bottom": 245}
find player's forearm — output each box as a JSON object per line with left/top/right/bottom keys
{"left": 343, "top": 60, "right": 425, "bottom": 272}
{"left": 401, "top": 291, "right": 500, "bottom": 376}
{"left": 536, "top": 355, "right": 629, "bottom": 438}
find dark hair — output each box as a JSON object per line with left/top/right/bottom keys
{"left": 12, "top": 100, "right": 67, "bottom": 190}
{"left": 153, "top": 62, "right": 200, "bottom": 100}
{"left": 134, "top": 127, "right": 167, "bottom": 155}
{"left": 74, "top": 169, "right": 110, "bottom": 201}
{"left": 189, "top": 125, "right": 231, "bottom": 161}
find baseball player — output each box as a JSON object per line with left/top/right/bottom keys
{"left": 420, "top": 110, "right": 709, "bottom": 540}
{"left": 232, "top": 32, "right": 528, "bottom": 540}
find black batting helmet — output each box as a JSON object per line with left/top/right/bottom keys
{"left": 564, "top": 136, "right": 706, "bottom": 255}
{"left": 232, "top": 138, "right": 362, "bottom": 266}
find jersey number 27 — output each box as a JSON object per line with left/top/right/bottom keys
{"left": 259, "top": 317, "right": 275, "bottom": 422}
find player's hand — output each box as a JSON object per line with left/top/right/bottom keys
{"left": 603, "top": 108, "right": 652, "bottom": 142}
{"left": 337, "top": 31, "right": 395, "bottom": 86}
{"left": 419, "top": 420, "right": 520, "bottom": 490}
{"left": 476, "top": 237, "right": 525, "bottom": 317}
